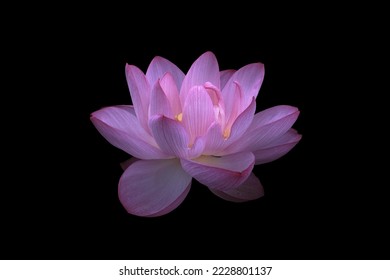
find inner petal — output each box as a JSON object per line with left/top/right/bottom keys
{"left": 182, "top": 86, "right": 215, "bottom": 145}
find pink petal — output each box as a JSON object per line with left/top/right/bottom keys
{"left": 149, "top": 115, "right": 205, "bottom": 159}
{"left": 204, "top": 82, "right": 226, "bottom": 124}
{"left": 220, "top": 69, "right": 236, "bottom": 89}
{"left": 146, "top": 56, "right": 185, "bottom": 90}
{"left": 145, "top": 182, "right": 191, "bottom": 217}
{"left": 120, "top": 157, "right": 139, "bottom": 170}
{"left": 180, "top": 152, "right": 255, "bottom": 191}
{"left": 149, "top": 81, "right": 174, "bottom": 119}
{"left": 224, "top": 81, "right": 243, "bottom": 135}
{"left": 159, "top": 72, "right": 182, "bottom": 116}
{"left": 203, "top": 82, "right": 223, "bottom": 106}
{"left": 118, "top": 159, "right": 192, "bottom": 217}
{"left": 225, "top": 105, "right": 300, "bottom": 154}
{"left": 182, "top": 86, "right": 215, "bottom": 144}
{"left": 222, "top": 63, "right": 265, "bottom": 111}
{"left": 227, "top": 97, "right": 256, "bottom": 142}
{"left": 90, "top": 106, "right": 170, "bottom": 159}
{"left": 203, "top": 98, "right": 256, "bottom": 156}
{"left": 202, "top": 122, "right": 225, "bottom": 155}
{"left": 254, "top": 129, "right": 302, "bottom": 164}
{"left": 180, "top": 51, "right": 220, "bottom": 106}
{"left": 125, "top": 64, "right": 151, "bottom": 133}
{"left": 209, "top": 173, "right": 264, "bottom": 202}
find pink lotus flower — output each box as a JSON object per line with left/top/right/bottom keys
{"left": 91, "top": 51, "right": 301, "bottom": 217}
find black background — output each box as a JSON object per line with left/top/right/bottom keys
{"left": 2, "top": 7, "right": 388, "bottom": 260}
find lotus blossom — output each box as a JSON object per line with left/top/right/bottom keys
{"left": 91, "top": 51, "right": 301, "bottom": 217}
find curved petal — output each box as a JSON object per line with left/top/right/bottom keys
{"left": 204, "top": 82, "right": 226, "bottom": 124}
{"left": 125, "top": 64, "right": 151, "bottom": 133}
{"left": 180, "top": 152, "right": 255, "bottom": 191}
{"left": 203, "top": 98, "right": 256, "bottom": 156}
{"left": 145, "top": 182, "right": 191, "bottom": 217}
{"left": 202, "top": 122, "right": 225, "bottom": 155}
{"left": 223, "top": 81, "right": 242, "bottom": 131}
{"left": 254, "top": 129, "right": 302, "bottom": 164}
{"left": 90, "top": 106, "right": 170, "bottom": 159}
{"left": 220, "top": 69, "right": 236, "bottom": 89}
{"left": 182, "top": 86, "right": 215, "bottom": 144}
{"left": 118, "top": 159, "right": 192, "bottom": 217}
{"left": 120, "top": 157, "right": 140, "bottom": 170}
{"left": 149, "top": 115, "right": 205, "bottom": 159}
{"left": 222, "top": 63, "right": 264, "bottom": 111}
{"left": 146, "top": 56, "right": 185, "bottom": 90}
{"left": 180, "top": 51, "right": 220, "bottom": 106}
{"left": 149, "top": 81, "right": 174, "bottom": 119}
{"left": 209, "top": 173, "right": 264, "bottom": 202}
{"left": 225, "top": 105, "right": 300, "bottom": 154}
{"left": 159, "top": 72, "right": 182, "bottom": 116}
{"left": 226, "top": 97, "right": 256, "bottom": 142}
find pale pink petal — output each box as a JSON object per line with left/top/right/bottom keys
{"left": 220, "top": 69, "right": 236, "bottom": 89}
{"left": 149, "top": 81, "right": 174, "bottom": 119}
{"left": 254, "top": 129, "right": 302, "bottom": 164}
{"left": 180, "top": 152, "right": 255, "bottom": 191}
{"left": 209, "top": 173, "right": 264, "bottom": 202}
{"left": 120, "top": 157, "right": 139, "bottom": 170}
{"left": 201, "top": 96, "right": 253, "bottom": 155}
{"left": 222, "top": 63, "right": 264, "bottom": 111}
{"left": 159, "top": 72, "right": 182, "bottom": 116}
{"left": 203, "top": 82, "right": 223, "bottom": 106}
{"left": 227, "top": 97, "right": 256, "bottom": 142}
{"left": 182, "top": 86, "right": 215, "bottom": 144}
{"left": 125, "top": 64, "right": 151, "bottom": 133}
{"left": 204, "top": 82, "right": 226, "bottom": 124}
{"left": 202, "top": 122, "right": 225, "bottom": 155}
{"left": 180, "top": 51, "right": 220, "bottom": 106}
{"left": 90, "top": 106, "right": 170, "bottom": 159}
{"left": 145, "top": 182, "right": 191, "bottom": 217}
{"left": 223, "top": 81, "right": 243, "bottom": 134}
{"left": 146, "top": 56, "right": 185, "bottom": 89}
{"left": 202, "top": 99, "right": 256, "bottom": 156}
{"left": 149, "top": 115, "right": 205, "bottom": 159}
{"left": 118, "top": 159, "right": 192, "bottom": 217}
{"left": 225, "top": 105, "right": 300, "bottom": 154}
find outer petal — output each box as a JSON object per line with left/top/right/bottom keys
{"left": 118, "top": 159, "right": 192, "bottom": 217}
{"left": 225, "top": 105, "right": 300, "bottom": 154}
{"left": 125, "top": 64, "right": 151, "bottom": 133}
{"left": 146, "top": 56, "right": 185, "bottom": 90}
{"left": 220, "top": 69, "right": 236, "bottom": 89}
{"left": 254, "top": 129, "right": 302, "bottom": 164}
{"left": 180, "top": 51, "right": 220, "bottom": 106}
{"left": 180, "top": 152, "right": 255, "bottom": 191}
{"left": 222, "top": 63, "right": 264, "bottom": 111}
{"left": 209, "top": 173, "right": 264, "bottom": 202}
{"left": 149, "top": 115, "right": 205, "bottom": 159}
{"left": 120, "top": 157, "right": 139, "bottom": 170}
{"left": 90, "top": 106, "right": 170, "bottom": 159}
{"left": 145, "top": 182, "right": 191, "bottom": 217}
{"left": 182, "top": 86, "right": 215, "bottom": 144}
{"left": 149, "top": 81, "right": 174, "bottom": 119}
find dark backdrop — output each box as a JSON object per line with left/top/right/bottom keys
{"left": 2, "top": 8, "right": 387, "bottom": 260}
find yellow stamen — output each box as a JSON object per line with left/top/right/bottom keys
{"left": 175, "top": 113, "right": 183, "bottom": 122}
{"left": 223, "top": 128, "right": 230, "bottom": 139}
